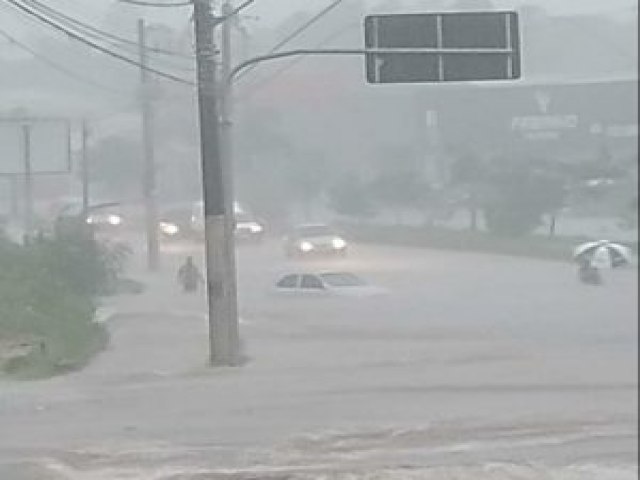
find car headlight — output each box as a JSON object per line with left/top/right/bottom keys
{"left": 108, "top": 214, "right": 122, "bottom": 226}
{"left": 160, "top": 222, "right": 179, "bottom": 236}
{"left": 249, "top": 223, "right": 263, "bottom": 233}
{"left": 299, "top": 241, "right": 314, "bottom": 252}
{"left": 332, "top": 237, "right": 347, "bottom": 249}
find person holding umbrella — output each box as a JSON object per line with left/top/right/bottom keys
{"left": 577, "top": 256, "right": 602, "bottom": 285}
{"left": 573, "top": 240, "right": 632, "bottom": 285}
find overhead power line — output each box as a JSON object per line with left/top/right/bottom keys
{"left": 0, "top": 28, "right": 130, "bottom": 96}
{"left": 5, "top": 0, "right": 195, "bottom": 85}
{"left": 226, "top": 0, "right": 256, "bottom": 19}
{"left": 235, "top": 0, "right": 344, "bottom": 82}
{"left": 238, "top": 21, "right": 359, "bottom": 100}
{"left": 21, "top": 0, "right": 193, "bottom": 59}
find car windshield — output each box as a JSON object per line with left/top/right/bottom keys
{"left": 1, "top": 2, "right": 636, "bottom": 478}
{"left": 320, "top": 272, "right": 367, "bottom": 287}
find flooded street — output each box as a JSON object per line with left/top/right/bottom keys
{"left": 1, "top": 0, "right": 637, "bottom": 477}
{"left": 0, "top": 239, "right": 636, "bottom": 478}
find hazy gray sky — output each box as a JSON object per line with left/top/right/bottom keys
{"left": 11, "top": 0, "right": 635, "bottom": 30}
{"left": 0, "top": 0, "right": 635, "bottom": 45}
{"left": 249, "top": 0, "right": 636, "bottom": 22}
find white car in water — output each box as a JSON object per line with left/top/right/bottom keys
{"left": 273, "top": 271, "right": 387, "bottom": 298}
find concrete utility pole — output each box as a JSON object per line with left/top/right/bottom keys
{"left": 193, "top": 0, "right": 240, "bottom": 366}
{"left": 21, "top": 123, "right": 33, "bottom": 238}
{"left": 138, "top": 18, "right": 160, "bottom": 271}
{"left": 220, "top": 0, "right": 240, "bottom": 339}
{"left": 81, "top": 119, "right": 90, "bottom": 222}
{"left": 9, "top": 177, "right": 19, "bottom": 219}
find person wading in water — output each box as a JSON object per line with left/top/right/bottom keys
{"left": 177, "top": 256, "right": 204, "bottom": 293}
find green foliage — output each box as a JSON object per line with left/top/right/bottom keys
{"left": 481, "top": 158, "right": 567, "bottom": 236}
{"left": 338, "top": 221, "right": 598, "bottom": 263}
{"left": 365, "top": 160, "right": 436, "bottom": 224}
{"left": 450, "top": 153, "right": 485, "bottom": 186}
{"left": 369, "top": 169, "right": 430, "bottom": 211}
{"left": 0, "top": 223, "right": 127, "bottom": 376}
{"left": 619, "top": 194, "right": 638, "bottom": 230}
{"left": 0, "top": 236, "right": 96, "bottom": 373}
{"left": 47, "top": 219, "right": 131, "bottom": 296}
{"left": 328, "top": 173, "right": 375, "bottom": 220}
{"left": 448, "top": 153, "right": 486, "bottom": 231}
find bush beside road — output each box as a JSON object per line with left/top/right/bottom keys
{"left": 0, "top": 221, "right": 129, "bottom": 379}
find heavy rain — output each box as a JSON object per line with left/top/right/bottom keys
{"left": 0, "top": 0, "right": 637, "bottom": 478}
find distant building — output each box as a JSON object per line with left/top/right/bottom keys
{"left": 415, "top": 77, "right": 638, "bottom": 164}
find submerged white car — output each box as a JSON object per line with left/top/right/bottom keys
{"left": 273, "top": 271, "right": 387, "bottom": 298}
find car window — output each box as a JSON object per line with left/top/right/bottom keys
{"left": 300, "top": 275, "right": 325, "bottom": 289}
{"left": 320, "top": 272, "right": 366, "bottom": 287}
{"left": 276, "top": 274, "right": 298, "bottom": 288}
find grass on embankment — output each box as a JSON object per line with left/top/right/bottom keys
{"left": 0, "top": 294, "right": 109, "bottom": 379}
{"left": 0, "top": 227, "right": 119, "bottom": 379}
{"left": 338, "top": 222, "right": 638, "bottom": 263}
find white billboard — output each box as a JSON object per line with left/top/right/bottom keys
{"left": 0, "top": 119, "right": 71, "bottom": 175}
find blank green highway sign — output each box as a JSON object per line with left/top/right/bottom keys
{"left": 364, "top": 11, "right": 521, "bottom": 84}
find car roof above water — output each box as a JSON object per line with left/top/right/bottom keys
{"left": 277, "top": 271, "right": 362, "bottom": 279}
{"left": 292, "top": 223, "right": 336, "bottom": 234}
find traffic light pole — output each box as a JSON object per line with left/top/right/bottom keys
{"left": 194, "top": 0, "right": 240, "bottom": 366}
